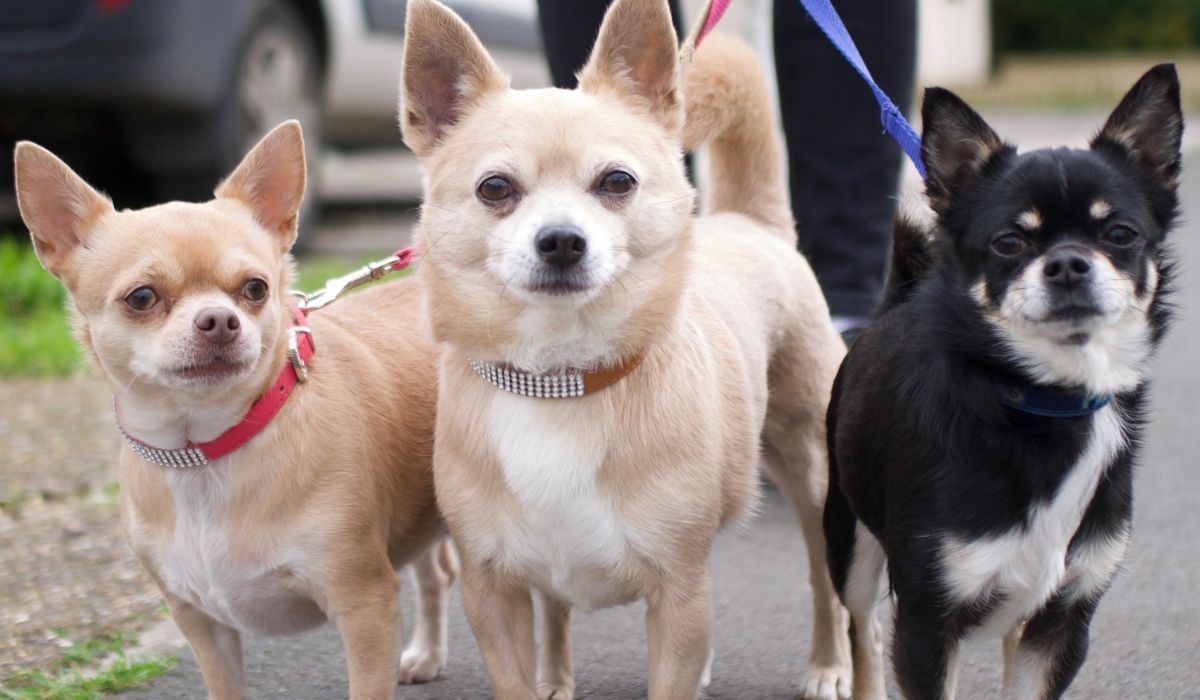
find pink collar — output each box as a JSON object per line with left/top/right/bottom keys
{"left": 117, "top": 306, "right": 315, "bottom": 468}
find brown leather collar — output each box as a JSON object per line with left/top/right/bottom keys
{"left": 468, "top": 353, "right": 645, "bottom": 398}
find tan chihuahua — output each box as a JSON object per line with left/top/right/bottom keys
{"left": 14, "top": 122, "right": 456, "bottom": 700}
{"left": 400, "top": 0, "right": 851, "bottom": 698}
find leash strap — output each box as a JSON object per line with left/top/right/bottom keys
{"left": 794, "top": 0, "right": 926, "bottom": 178}
{"left": 696, "top": 0, "right": 731, "bottom": 47}
{"left": 680, "top": 0, "right": 731, "bottom": 66}
{"left": 684, "top": 0, "right": 925, "bottom": 178}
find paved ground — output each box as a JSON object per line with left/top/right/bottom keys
{"left": 0, "top": 379, "right": 161, "bottom": 678}
{"left": 114, "top": 126, "right": 1200, "bottom": 697}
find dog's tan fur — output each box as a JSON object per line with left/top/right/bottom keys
{"left": 400, "top": 0, "right": 851, "bottom": 698}
{"left": 15, "top": 123, "right": 456, "bottom": 700}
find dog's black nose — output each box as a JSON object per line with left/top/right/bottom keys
{"left": 194, "top": 307, "right": 241, "bottom": 345}
{"left": 1043, "top": 250, "right": 1093, "bottom": 287}
{"left": 535, "top": 226, "right": 587, "bottom": 269}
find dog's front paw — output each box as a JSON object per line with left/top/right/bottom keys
{"left": 536, "top": 681, "right": 574, "bottom": 700}
{"left": 800, "top": 665, "right": 851, "bottom": 700}
{"left": 398, "top": 644, "right": 446, "bottom": 684}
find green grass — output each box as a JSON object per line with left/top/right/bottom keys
{"left": 293, "top": 252, "right": 388, "bottom": 292}
{"left": 0, "top": 631, "right": 176, "bottom": 700}
{"left": 0, "top": 238, "right": 80, "bottom": 376}
{"left": 0, "top": 235, "right": 393, "bottom": 378}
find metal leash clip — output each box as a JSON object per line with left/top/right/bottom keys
{"left": 287, "top": 325, "right": 314, "bottom": 382}
{"left": 293, "top": 249, "right": 413, "bottom": 312}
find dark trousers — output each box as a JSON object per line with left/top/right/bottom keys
{"left": 535, "top": 0, "right": 916, "bottom": 318}
{"left": 536, "top": 0, "right": 687, "bottom": 89}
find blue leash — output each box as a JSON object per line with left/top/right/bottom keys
{"left": 796, "top": 0, "right": 927, "bottom": 179}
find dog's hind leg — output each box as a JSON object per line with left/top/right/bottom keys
{"left": 400, "top": 537, "right": 459, "bottom": 684}
{"left": 823, "top": 408, "right": 887, "bottom": 700}
{"left": 1001, "top": 622, "right": 1024, "bottom": 695}
{"left": 536, "top": 592, "right": 575, "bottom": 700}
{"left": 836, "top": 521, "right": 888, "bottom": 700}
{"left": 763, "top": 425, "right": 852, "bottom": 700}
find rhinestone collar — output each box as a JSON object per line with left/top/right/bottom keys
{"left": 116, "top": 306, "right": 315, "bottom": 468}
{"left": 469, "top": 353, "right": 645, "bottom": 399}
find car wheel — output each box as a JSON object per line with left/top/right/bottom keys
{"left": 159, "top": 0, "right": 323, "bottom": 248}
{"left": 234, "top": 0, "right": 322, "bottom": 246}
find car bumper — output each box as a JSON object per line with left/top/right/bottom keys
{"left": 0, "top": 0, "right": 247, "bottom": 114}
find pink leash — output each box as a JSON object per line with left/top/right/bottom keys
{"left": 695, "top": 0, "right": 732, "bottom": 47}
{"left": 682, "top": 0, "right": 733, "bottom": 64}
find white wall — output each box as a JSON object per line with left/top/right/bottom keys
{"left": 684, "top": 0, "right": 992, "bottom": 87}
{"left": 918, "top": 0, "right": 991, "bottom": 86}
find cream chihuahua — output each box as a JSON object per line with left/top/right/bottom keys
{"left": 15, "top": 122, "right": 455, "bottom": 700}
{"left": 400, "top": 0, "right": 851, "bottom": 698}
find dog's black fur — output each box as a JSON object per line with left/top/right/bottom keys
{"left": 825, "top": 65, "right": 1182, "bottom": 699}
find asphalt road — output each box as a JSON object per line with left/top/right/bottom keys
{"left": 119, "top": 152, "right": 1200, "bottom": 699}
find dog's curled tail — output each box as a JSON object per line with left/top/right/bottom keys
{"left": 682, "top": 34, "right": 795, "bottom": 243}
{"left": 881, "top": 206, "right": 936, "bottom": 310}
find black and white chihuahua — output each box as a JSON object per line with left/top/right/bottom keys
{"left": 825, "top": 64, "right": 1182, "bottom": 700}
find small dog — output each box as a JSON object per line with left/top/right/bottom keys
{"left": 825, "top": 65, "right": 1182, "bottom": 699}
{"left": 399, "top": 0, "right": 851, "bottom": 698}
{"left": 15, "top": 122, "right": 457, "bottom": 699}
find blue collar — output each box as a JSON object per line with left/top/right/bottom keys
{"left": 1002, "top": 385, "right": 1113, "bottom": 418}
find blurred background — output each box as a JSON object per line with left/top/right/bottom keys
{"left": 2, "top": 0, "right": 1199, "bottom": 250}
{"left": 1, "top": 0, "right": 1198, "bottom": 696}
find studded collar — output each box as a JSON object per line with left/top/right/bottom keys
{"left": 468, "top": 353, "right": 645, "bottom": 399}
{"left": 116, "top": 306, "right": 314, "bottom": 468}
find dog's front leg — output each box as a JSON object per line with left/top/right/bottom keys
{"left": 328, "top": 567, "right": 403, "bottom": 700}
{"left": 645, "top": 568, "right": 713, "bottom": 700}
{"left": 459, "top": 557, "right": 538, "bottom": 699}
{"left": 400, "top": 537, "right": 459, "bottom": 684}
{"left": 164, "top": 593, "right": 247, "bottom": 700}
{"left": 1002, "top": 592, "right": 1101, "bottom": 700}
{"left": 892, "top": 594, "right": 959, "bottom": 700}
{"left": 537, "top": 592, "right": 575, "bottom": 700}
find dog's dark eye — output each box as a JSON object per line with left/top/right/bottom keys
{"left": 991, "top": 234, "right": 1029, "bottom": 258}
{"left": 1102, "top": 225, "right": 1139, "bottom": 247}
{"left": 598, "top": 170, "right": 636, "bottom": 195}
{"left": 125, "top": 286, "right": 158, "bottom": 311}
{"left": 477, "top": 176, "right": 514, "bottom": 203}
{"left": 241, "top": 278, "right": 269, "bottom": 302}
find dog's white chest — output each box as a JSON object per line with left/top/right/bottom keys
{"left": 158, "top": 471, "right": 320, "bottom": 635}
{"left": 941, "top": 406, "right": 1125, "bottom": 637}
{"left": 485, "top": 393, "right": 633, "bottom": 611}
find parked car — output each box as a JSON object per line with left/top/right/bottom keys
{"left": 0, "top": 0, "right": 548, "bottom": 244}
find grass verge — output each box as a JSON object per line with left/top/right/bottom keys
{"left": 0, "top": 631, "right": 176, "bottom": 700}
{"left": 0, "top": 237, "right": 79, "bottom": 376}
{"left": 951, "top": 51, "right": 1200, "bottom": 111}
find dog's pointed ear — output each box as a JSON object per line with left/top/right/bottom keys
{"left": 1091, "top": 63, "right": 1183, "bottom": 190}
{"left": 399, "top": 0, "right": 509, "bottom": 157}
{"left": 921, "top": 87, "right": 1011, "bottom": 215}
{"left": 14, "top": 141, "right": 115, "bottom": 282}
{"left": 216, "top": 120, "right": 307, "bottom": 251}
{"left": 578, "top": 0, "right": 681, "bottom": 135}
